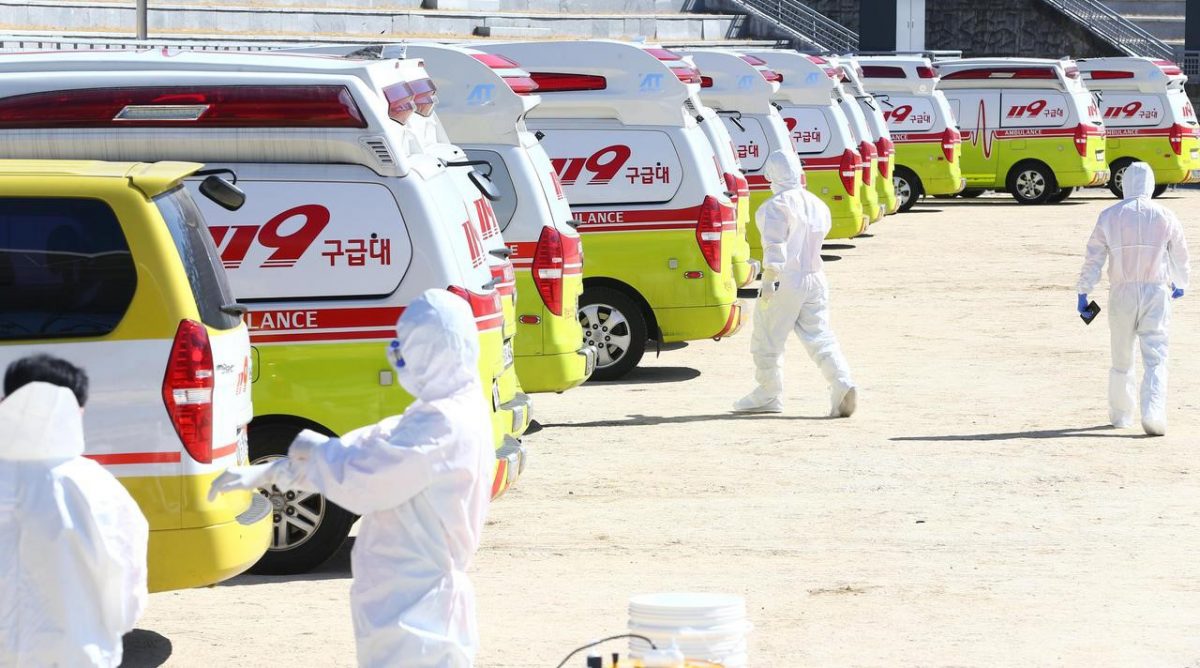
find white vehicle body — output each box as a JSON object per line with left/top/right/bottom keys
{"left": 836, "top": 56, "right": 899, "bottom": 214}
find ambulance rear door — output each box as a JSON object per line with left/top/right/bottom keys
{"left": 947, "top": 90, "right": 1001, "bottom": 183}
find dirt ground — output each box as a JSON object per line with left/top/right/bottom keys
{"left": 128, "top": 189, "right": 1200, "bottom": 667}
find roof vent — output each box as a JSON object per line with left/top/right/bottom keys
{"left": 362, "top": 137, "right": 395, "bottom": 166}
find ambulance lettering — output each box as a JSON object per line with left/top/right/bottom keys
{"left": 573, "top": 211, "right": 625, "bottom": 225}
{"left": 1103, "top": 101, "right": 1145, "bottom": 119}
{"left": 210, "top": 204, "right": 330, "bottom": 270}
{"left": 1005, "top": 99, "right": 1063, "bottom": 120}
{"left": 463, "top": 220, "right": 485, "bottom": 268}
{"left": 736, "top": 143, "right": 761, "bottom": 160}
{"left": 475, "top": 198, "right": 501, "bottom": 239}
{"left": 639, "top": 73, "right": 664, "bottom": 92}
{"left": 247, "top": 309, "right": 319, "bottom": 331}
{"left": 784, "top": 117, "right": 823, "bottom": 149}
{"left": 881, "top": 101, "right": 932, "bottom": 130}
{"left": 551, "top": 145, "right": 633, "bottom": 186}
{"left": 235, "top": 357, "right": 250, "bottom": 395}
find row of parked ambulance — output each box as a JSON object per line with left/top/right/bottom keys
{"left": 1, "top": 41, "right": 1196, "bottom": 589}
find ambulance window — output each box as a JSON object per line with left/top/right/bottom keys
{"left": 1000, "top": 92, "right": 1068, "bottom": 128}
{"left": 781, "top": 108, "right": 832, "bottom": 154}
{"left": 0, "top": 198, "right": 136, "bottom": 341}
{"left": 156, "top": 187, "right": 241, "bottom": 331}
{"left": 464, "top": 150, "right": 517, "bottom": 232}
{"left": 945, "top": 97, "right": 962, "bottom": 126}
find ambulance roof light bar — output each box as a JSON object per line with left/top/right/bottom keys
{"left": 0, "top": 85, "right": 369, "bottom": 129}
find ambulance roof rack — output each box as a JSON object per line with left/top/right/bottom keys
{"left": 853, "top": 50, "right": 962, "bottom": 61}
{"left": 471, "top": 40, "right": 701, "bottom": 128}
{"left": 676, "top": 47, "right": 780, "bottom": 116}
{"left": 739, "top": 49, "right": 847, "bottom": 106}
{"left": 1077, "top": 56, "right": 1188, "bottom": 91}
{"left": 934, "top": 57, "right": 1078, "bottom": 91}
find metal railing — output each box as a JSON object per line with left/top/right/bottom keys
{"left": 0, "top": 33, "right": 317, "bottom": 51}
{"left": 1184, "top": 49, "right": 1200, "bottom": 77}
{"left": 1039, "top": 0, "right": 1174, "bottom": 60}
{"left": 722, "top": 0, "right": 857, "bottom": 52}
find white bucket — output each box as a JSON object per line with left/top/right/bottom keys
{"left": 628, "top": 593, "right": 752, "bottom": 668}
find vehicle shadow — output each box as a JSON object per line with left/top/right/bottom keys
{"left": 903, "top": 208, "right": 944, "bottom": 213}
{"left": 542, "top": 412, "right": 832, "bottom": 429}
{"left": 890, "top": 425, "right": 1152, "bottom": 442}
{"left": 119, "top": 629, "right": 172, "bottom": 667}
{"left": 823, "top": 243, "right": 856, "bottom": 250}
{"left": 821, "top": 255, "right": 843, "bottom": 262}
{"left": 221, "top": 536, "right": 355, "bottom": 586}
{"left": 590, "top": 366, "right": 701, "bottom": 385}
{"left": 737, "top": 288, "right": 760, "bottom": 299}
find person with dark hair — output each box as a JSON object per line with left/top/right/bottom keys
{"left": 4, "top": 352, "right": 90, "bottom": 406}
{"left": 0, "top": 355, "right": 148, "bottom": 667}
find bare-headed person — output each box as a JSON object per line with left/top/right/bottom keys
{"left": 0, "top": 354, "right": 150, "bottom": 667}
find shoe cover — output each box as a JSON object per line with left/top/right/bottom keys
{"left": 733, "top": 391, "right": 783, "bottom": 413}
{"left": 1142, "top": 416, "right": 1166, "bottom": 436}
{"left": 831, "top": 382, "right": 857, "bottom": 418}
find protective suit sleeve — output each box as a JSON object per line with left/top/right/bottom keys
{"left": 1076, "top": 220, "right": 1108, "bottom": 293}
{"left": 1166, "top": 210, "right": 1190, "bottom": 290}
{"left": 291, "top": 416, "right": 445, "bottom": 515}
{"left": 756, "top": 198, "right": 791, "bottom": 273}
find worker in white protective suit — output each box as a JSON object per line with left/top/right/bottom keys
{"left": 734, "top": 150, "right": 857, "bottom": 416}
{"left": 1077, "top": 161, "right": 1189, "bottom": 436}
{"left": 210, "top": 289, "right": 494, "bottom": 667}
{"left": 0, "top": 355, "right": 149, "bottom": 668}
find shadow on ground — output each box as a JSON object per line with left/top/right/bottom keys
{"left": 890, "top": 425, "right": 1153, "bottom": 442}
{"left": 821, "top": 255, "right": 843, "bottom": 262}
{"left": 542, "top": 411, "right": 833, "bottom": 429}
{"left": 221, "top": 536, "right": 355, "bottom": 586}
{"left": 119, "top": 629, "right": 172, "bottom": 667}
{"left": 588, "top": 366, "right": 700, "bottom": 386}
{"left": 823, "top": 243, "right": 856, "bottom": 250}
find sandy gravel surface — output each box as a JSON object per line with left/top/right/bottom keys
{"left": 128, "top": 189, "right": 1200, "bottom": 667}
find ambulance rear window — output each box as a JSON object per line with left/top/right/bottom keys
{"left": 464, "top": 149, "right": 517, "bottom": 232}
{"left": 0, "top": 198, "right": 136, "bottom": 341}
{"left": 156, "top": 187, "right": 241, "bottom": 331}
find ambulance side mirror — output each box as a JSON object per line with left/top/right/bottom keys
{"left": 469, "top": 171, "right": 502, "bottom": 203}
{"left": 198, "top": 175, "right": 246, "bottom": 212}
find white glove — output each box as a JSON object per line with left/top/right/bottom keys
{"left": 760, "top": 268, "right": 780, "bottom": 302}
{"left": 287, "top": 429, "right": 328, "bottom": 464}
{"left": 208, "top": 460, "right": 292, "bottom": 502}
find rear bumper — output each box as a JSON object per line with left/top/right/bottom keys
{"left": 829, "top": 210, "right": 866, "bottom": 239}
{"left": 515, "top": 345, "right": 595, "bottom": 394}
{"left": 1059, "top": 169, "right": 1110, "bottom": 188}
{"left": 732, "top": 258, "right": 759, "bottom": 288}
{"left": 713, "top": 301, "right": 745, "bottom": 340}
{"left": 491, "top": 434, "right": 527, "bottom": 499}
{"left": 656, "top": 300, "right": 742, "bottom": 343}
{"left": 500, "top": 392, "right": 532, "bottom": 436}
{"left": 922, "top": 173, "right": 966, "bottom": 196}
{"left": 147, "top": 492, "right": 271, "bottom": 592}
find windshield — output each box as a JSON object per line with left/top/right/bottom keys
{"left": 155, "top": 186, "right": 241, "bottom": 331}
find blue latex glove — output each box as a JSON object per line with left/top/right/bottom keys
{"left": 1077, "top": 293, "right": 1089, "bottom": 314}
{"left": 1171, "top": 284, "right": 1185, "bottom": 300}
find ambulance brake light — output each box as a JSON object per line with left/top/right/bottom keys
{"left": 163, "top": 319, "right": 214, "bottom": 464}
{"left": 471, "top": 53, "right": 539, "bottom": 94}
{"left": 862, "top": 65, "right": 906, "bottom": 78}
{"left": 941, "top": 127, "right": 960, "bottom": 162}
{"left": 532, "top": 226, "right": 566, "bottom": 315}
{"left": 941, "top": 68, "right": 1056, "bottom": 80}
{"left": 0, "top": 85, "right": 368, "bottom": 129}
{"left": 1087, "top": 70, "right": 1135, "bottom": 80}
{"left": 838, "top": 149, "right": 858, "bottom": 194}
{"left": 876, "top": 136, "right": 895, "bottom": 178}
{"left": 740, "top": 55, "right": 767, "bottom": 66}
{"left": 858, "top": 141, "right": 875, "bottom": 185}
{"left": 672, "top": 67, "right": 704, "bottom": 85}
{"left": 447, "top": 285, "right": 502, "bottom": 320}
{"left": 723, "top": 173, "right": 739, "bottom": 203}
{"left": 1169, "top": 123, "right": 1191, "bottom": 155}
{"left": 701, "top": 76, "right": 714, "bottom": 88}
{"left": 695, "top": 196, "right": 725, "bottom": 272}
{"left": 645, "top": 48, "right": 683, "bottom": 61}
{"left": 528, "top": 72, "right": 607, "bottom": 92}
{"left": 916, "top": 66, "right": 937, "bottom": 79}
{"left": 1154, "top": 60, "right": 1184, "bottom": 76}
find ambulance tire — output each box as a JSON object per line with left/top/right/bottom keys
{"left": 894, "top": 167, "right": 922, "bottom": 212}
{"left": 1153, "top": 184, "right": 1168, "bottom": 198}
{"left": 247, "top": 421, "right": 358, "bottom": 576}
{"left": 1107, "top": 159, "right": 1133, "bottom": 198}
{"left": 579, "top": 287, "right": 647, "bottom": 381}
{"left": 1007, "top": 162, "right": 1057, "bottom": 205}
{"left": 959, "top": 189, "right": 986, "bottom": 198}
{"left": 1047, "top": 187, "right": 1074, "bottom": 203}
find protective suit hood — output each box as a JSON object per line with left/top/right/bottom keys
{"left": 765, "top": 149, "right": 803, "bottom": 193}
{"left": 394, "top": 289, "right": 481, "bottom": 402}
{"left": 0, "top": 382, "right": 84, "bottom": 461}
{"left": 1123, "top": 161, "right": 1155, "bottom": 200}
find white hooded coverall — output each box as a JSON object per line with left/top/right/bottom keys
{"left": 0, "top": 382, "right": 149, "bottom": 668}
{"left": 737, "top": 150, "right": 855, "bottom": 414}
{"left": 1077, "top": 162, "right": 1190, "bottom": 433}
{"left": 211, "top": 289, "right": 494, "bottom": 667}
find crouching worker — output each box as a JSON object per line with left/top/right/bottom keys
{"left": 0, "top": 355, "right": 149, "bottom": 667}
{"left": 210, "top": 289, "right": 494, "bottom": 667}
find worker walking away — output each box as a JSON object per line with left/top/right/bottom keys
{"left": 734, "top": 150, "right": 857, "bottom": 417}
{"left": 1077, "top": 161, "right": 1190, "bottom": 436}
{"left": 210, "top": 289, "right": 494, "bottom": 667}
{"left": 0, "top": 355, "right": 149, "bottom": 668}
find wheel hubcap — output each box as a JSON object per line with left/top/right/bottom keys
{"left": 252, "top": 454, "right": 324, "bottom": 551}
{"left": 1113, "top": 167, "right": 1124, "bottom": 196}
{"left": 1015, "top": 170, "right": 1046, "bottom": 199}
{"left": 578, "top": 303, "right": 632, "bottom": 369}
{"left": 894, "top": 175, "right": 913, "bottom": 206}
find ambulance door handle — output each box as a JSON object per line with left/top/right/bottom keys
{"left": 482, "top": 278, "right": 499, "bottom": 291}
{"left": 564, "top": 220, "right": 580, "bottom": 230}
{"left": 490, "top": 248, "right": 513, "bottom": 259}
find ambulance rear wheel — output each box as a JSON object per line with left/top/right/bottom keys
{"left": 959, "top": 189, "right": 986, "bottom": 198}
{"left": 1107, "top": 159, "right": 1133, "bottom": 198}
{"left": 1153, "top": 184, "right": 1168, "bottom": 198}
{"left": 1047, "top": 187, "right": 1074, "bottom": 203}
{"left": 579, "top": 287, "right": 646, "bottom": 381}
{"left": 893, "top": 168, "right": 922, "bottom": 212}
{"left": 247, "top": 421, "right": 357, "bottom": 576}
{"left": 1008, "top": 162, "right": 1057, "bottom": 205}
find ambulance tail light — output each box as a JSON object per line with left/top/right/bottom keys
{"left": 916, "top": 66, "right": 937, "bottom": 79}
{"left": 838, "top": 149, "right": 858, "bottom": 194}
{"left": 696, "top": 196, "right": 724, "bottom": 272}
{"left": 471, "top": 54, "right": 539, "bottom": 94}
{"left": 531, "top": 226, "right": 566, "bottom": 316}
{"left": 723, "top": 173, "right": 740, "bottom": 203}
{"left": 528, "top": 72, "right": 607, "bottom": 92}
{"left": 162, "top": 319, "right": 214, "bottom": 464}
{"left": 1169, "top": 123, "right": 1188, "bottom": 155}
{"left": 736, "top": 173, "right": 750, "bottom": 199}
{"left": 1087, "top": 70, "right": 1134, "bottom": 80}
{"left": 447, "top": 285, "right": 502, "bottom": 321}
{"left": 701, "top": 76, "right": 714, "bottom": 88}
{"left": 876, "top": 136, "right": 895, "bottom": 177}
{"left": 672, "top": 67, "right": 704, "bottom": 85}
{"left": 859, "top": 141, "right": 875, "bottom": 185}
{"left": 1074, "top": 123, "right": 1093, "bottom": 157}
{"left": 739, "top": 55, "right": 784, "bottom": 83}
{"left": 941, "top": 127, "right": 959, "bottom": 162}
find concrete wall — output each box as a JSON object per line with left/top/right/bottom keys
{"left": 798, "top": 0, "right": 1122, "bottom": 58}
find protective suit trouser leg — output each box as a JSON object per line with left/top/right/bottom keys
{"left": 1107, "top": 285, "right": 1171, "bottom": 430}
{"left": 1138, "top": 287, "right": 1171, "bottom": 432}
{"left": 1108, "top": 287, "right": 1138, "bottom": 427}
{"left": 793, "top": 275, "right": 853, "bottom": 389}
{"left": 749, "top": 283, "right": 807, "bottom": 402}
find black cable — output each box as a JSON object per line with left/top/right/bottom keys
{"left": 554, "top": 634, "right": 657, "bottom": 668}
